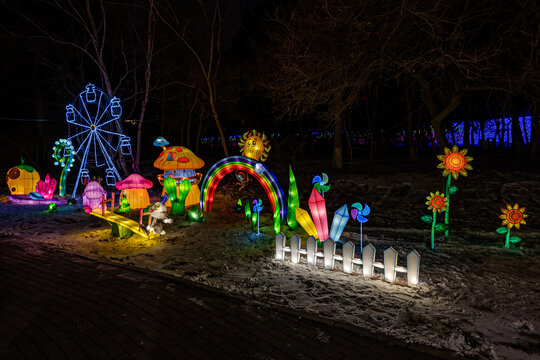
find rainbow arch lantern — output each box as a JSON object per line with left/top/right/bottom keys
{"left": 200, "top": 156, "right": 286, "bottom": 220}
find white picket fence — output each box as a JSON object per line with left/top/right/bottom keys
{"left": 275, "top": 233, "right": 420, "bottom": 287}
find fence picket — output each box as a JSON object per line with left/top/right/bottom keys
{"left": 384, "top": 247, "right": 398, "bottom": 283}
{"left": 407, "top": 250, "right": 421, "bottom": 287}
{"left": 275, "top": 232, "right": 286, "bottom": 260}
{"left": 274, "top": 234, "right": 420, "bottom": 287}
{"left": 343, "top": 241, "right": 355, "bottom": 273}
{"left": 323, "top": 239, "right": 336, "bottom": 269}
{"left": 306, "top": 236, "right": 317, "bottom": 265}
{"left": 290, "top": 234, "right": 301, "bottom": 263}
{"left": 362, "top": 244, "right": 376, "bottom": 278}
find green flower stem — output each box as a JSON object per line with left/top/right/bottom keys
{"left": 505, "top": 227, "right": 511, "bottom": 248}
{"left": 431, "top": 211, "right": 437, "bottom": 249}
{"left": 444, "top": 175, "right": 451, "bottom": 238}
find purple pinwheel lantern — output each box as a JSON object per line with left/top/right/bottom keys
{"left": 351, "top": 202, "right": 370, "bottom": 252}
{"left": 253, "top": 199, "right": 263, "bottom": 235}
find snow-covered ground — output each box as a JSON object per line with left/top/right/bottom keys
{"left": 1, "top": 160, "right": 538, "bottom": 360}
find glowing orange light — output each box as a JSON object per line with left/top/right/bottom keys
{"left": 437, "top": 145, "right": 473, "bottom": 179}
{"left": 425, "top": 191, "right": 448, "bottom": 213}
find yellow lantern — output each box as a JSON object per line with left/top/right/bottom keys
{"left": 6, "top": 161, "right": 40, "bottom": 195}
{"left": 295, "top": 207, "right": 318, "bottom": 239}
{"left": 237, "top": 130, "right": 271, "bottom": 162}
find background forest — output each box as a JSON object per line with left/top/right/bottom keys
{"left": 1, "top": 0, "right": 539, "bottom": 175}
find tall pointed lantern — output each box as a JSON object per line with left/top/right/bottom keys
{"left": 308, "top": 187, "right": 329, "bottom": 241}
{"left": 287, "top": 166, "right": 300, "bottom": 230}
{"left": 329, "top": 204, "right": 349, "bottom": 243}
{"left": 295, "top": 207, "right": 318, "bottom": 239}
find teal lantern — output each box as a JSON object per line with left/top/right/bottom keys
{"left": 329, "top": 204, "right": 349, "bottom": 243}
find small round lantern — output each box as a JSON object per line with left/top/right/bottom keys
{"left": 6, "top": 161, "right": 40, "bottom": 195}
{"left": 115, "top": 174, "right": 153, "bottom": 210}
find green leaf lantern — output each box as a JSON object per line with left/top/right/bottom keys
{"left": 273, "top": 207, "right": 281, "bottom": 235}
{"left": 287, "top": 165, "right": 300, "bottom": 230}
{"left": 245, "top": 200, "right": 252, "bottom": 223}
{"left": 164, "top": 177, "right": 191, "bottom": 215}
{"left": 187, "top": 206, "right": 205, "bottom": 223}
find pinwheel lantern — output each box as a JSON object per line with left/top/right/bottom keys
{"left": 253, "top": 199, "right": 263, "bottom": 235}
{"left": 308, "top": 187, "right": 329, "bottom": 241}
{"left": 329, "top": 204, "right": 349, "bottom": 243}
{"left": 312, "top": 173, "right": 330, "bottom": 197}
{"left": 351, "top": 202, "right": 370, "bottom": 252}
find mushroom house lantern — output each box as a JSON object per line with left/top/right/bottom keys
{"left": 6, "top": 159, "right": 40, "bottom": 195}
{"left": 115, "top": 174, "right": 153, "bottom": 210}
{"left": 153, "top": 137, "right": 204, "bottom": 209}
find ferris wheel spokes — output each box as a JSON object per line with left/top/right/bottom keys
{"left": 71, "top": 131, "right": 94, "bottom": 198}
{"left": 94, "top": 95, "right": 112, "bottom": 126}
{"left": 68, "top": 130, "right": 92, "bottom": 154}
{"left": 94, "top": 134, "right": 122, "bottom": 185}
{"left": 96, "top": 132, "right": 120, "bottom": 153}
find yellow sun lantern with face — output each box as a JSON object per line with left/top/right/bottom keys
{"left": 238, "top": 130, "right": 271, "bottom": 162}
{"left": 437, "top": 145, "right": 473, "bottom": 180}
{"left": 500, "top": 203, "right": 528, "bottom": 230}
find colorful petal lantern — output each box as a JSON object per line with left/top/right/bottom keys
{"left": 295, "top": 207, "right": 318, "bottom": 239}
{"left": 153, "top": 138, "right": 204, "bottom": 209}
{"left": 35, "top": 174, "right": 57, "bottom": 200}
{"left": 6, "top": 159, "right": 40, "bottom": 195}
{"left": 308, "top": 187, "right": 329, "bottom": 241}
{"left": 115, "top": 174, "right": 153, "bottom": 210}
{"left": 329, "top": 204, "right": 349, "bottom": 243}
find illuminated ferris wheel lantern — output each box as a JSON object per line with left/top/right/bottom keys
{"left": 66, "top": 83, "right": 132, "bottom": 199}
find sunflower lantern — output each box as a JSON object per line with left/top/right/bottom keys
{"left": 421, "top": 191, "right": 449, "bottom": 249}
{"left": 436, "top": 145, "right": 473, "bottom": 237}
{"left": 496, "top": 203, "right": 528, "bottom": 248}
{"left": 6, "top": 159, "right": 41, "bottom": 195}
{"left": 153, "top": 137, "right": 204, "bottom": 209}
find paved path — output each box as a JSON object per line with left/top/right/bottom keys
{"left": 0, "top": 238, "right": 446, "bottom": 360}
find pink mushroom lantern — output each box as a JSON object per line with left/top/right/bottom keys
{"left": 115, "top": 174, "right": 153, "bottom": 210}
{"left": 82, "top": 180, "right": 106, "bottom": 213}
